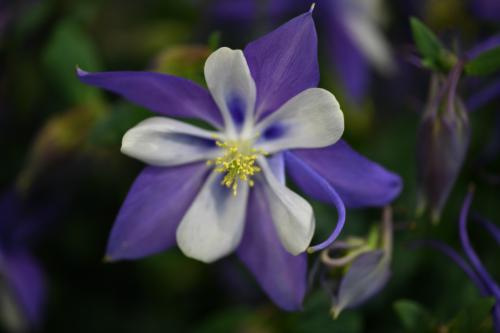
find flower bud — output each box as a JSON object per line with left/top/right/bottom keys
{"left": 313, "top": 207, "right": 393, "bottom": 318}
{"left": 416, "top": 72, "right": 470, "bottom": 223}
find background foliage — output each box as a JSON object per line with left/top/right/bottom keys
{"left": 0, "top": 0, "right": 499, "bottom": 332}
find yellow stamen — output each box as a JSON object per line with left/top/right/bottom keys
{"left": 208, "top": 139, "right": 266, "bottom": 196}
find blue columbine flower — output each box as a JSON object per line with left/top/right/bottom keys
{"left": 78, "top": 9, "right": 401, "bottom": 310}
{"left": 211, "top": 0, "right": 395, "bottom": 102}
{"left": 416, "top": 189, "right": 500, "bottom": 332}
{"left": 0, "top": 190, "right": 47, "bottom": 332}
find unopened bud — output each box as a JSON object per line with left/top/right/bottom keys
{"left": 416, "top": 72, "right": 470, "bottom": 223}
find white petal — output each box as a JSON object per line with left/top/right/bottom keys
{"left": 121, "top": 117, "right": 221, "bottom": 166}
{"left": 176, "top": 171, "right": 249, "bottom": 263}
{"left": 254, "top": 88, "right": 344, "bottom": 153}
{"left": 259, "top": 157, "right": 315, "bottom": 255}
{"left": 267, "top": 153, "right": 285, "bottom": 185}
{"left": 341, "top": 8, "right": 395, "bottom": 75}
{"left": 204, "top": 47, "right": 256, "bottom": 138}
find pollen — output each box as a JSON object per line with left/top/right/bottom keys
{"left": 207, "top": 139, "right": 266, "bottom": 196}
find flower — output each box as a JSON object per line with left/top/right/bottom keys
{"left": 312, "top": 207, "right": 393, "bottom": 318}
{"left": 210, "top": 0, "right": 395, "bottom": 102}
{"left": 78, "top": 9, "right": 402, "bottom": 310}
{"left": 414, "top": 189, "right": 500, "bottom": 332}
{"left": 0, "top": 190, "right": 47, "bottom": 332}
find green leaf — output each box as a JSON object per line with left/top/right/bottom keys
{"left": 394, "top": 299, "right": 435, "bottom": 333}
{"left": 287, "top": 292, "right": 362, "bottom": 333}
{"left": 410, "top": 17, "right": 456, "bottom": 72}
{"left": 42, "top": 19, "right": 102, "bottom": 105}
{"left": 465, "top": 46, "right": 500, "bottom": 76}
{"left": 192, "top": 307, "right": 267, "bottom": 333}
{"left": 87, "top": 102, "right": 150, "bottom": 148}
{"left": 448, "top": 297, "right": 495, "bottom": 333}
{"left": 208, "top": 31, "right": 221, "bottom": 51}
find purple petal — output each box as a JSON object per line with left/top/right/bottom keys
{"left": 292, "top": 140, "right": 402, "bottom": 208}
{"left": 237, "top": 182, "right": 307, "bottom": 311}
{"left": 1, "top": 251, "right": 45, "bottom": 328}
{"left": 465, "top": 34, "right": 500, "bottom": 60}
{"left": 285, "top": 152, "right": 346, "bottom": 253}
{"left": 77, "top": 68, "right": 223, "bottom": 128}
{"left": 322, "top": 7, "right": 370, "bottom": 101}
{"left": 244, "top": 10, "right": 319, "bottom": 119}
{"left": 459, "top": 191, "right": 500, "bottom": 299}
{"left": 106, "top": 163, "right": 209, "bottom": 260}
{"left": 333, "top": 250, "right": 390, "bottom": 316}
{"left": 466, "top": 78, "right": 500, "bottom": 112}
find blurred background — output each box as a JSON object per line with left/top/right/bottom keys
{"left": 0, "top": 0, "right": 499, "bottom": 332}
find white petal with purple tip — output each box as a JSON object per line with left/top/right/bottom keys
{"left": 204, "top": 47, "right": 256, "bottom": 138}
{"left": 254, "top": 88, "right": 344, "bottom": 153}
{"left": 258, "top": 157, "right": 315, "bottom": 255}
{"left": 121, "top": 117, "right": 222, "bottom": 167}
{"left": 176, "top": 171, "right": 249, "bottom": 263}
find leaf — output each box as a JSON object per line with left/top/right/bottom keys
{"left": 410, "top": 17, "right": 456, "bottom": 72}
{"left": 287, "top": 292, "right": 363, "bottom": 333}
{"left": 42, "top": 19, "right": 102, "bottom": 104}
{"left": 192, "top": 307, "right": 267, "bottom": 333}
{"left": 465, "top": 46, "right": 500, "bottom": 76}
{"left": 394, "top": 299, "right": 435, "bottom": 333}
{"left": 448, "top": 297, "right": 495, "bottom": 333}
{"left": 87, "top": 102, "right": 151, "bottom": 148}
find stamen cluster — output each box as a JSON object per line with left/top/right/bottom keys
{"left": 208, "top": 140, "right": 265, "bottom": 196}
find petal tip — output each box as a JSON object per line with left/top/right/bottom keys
{"left": 102, "top": 255, "right": 115, "bottom": 263}
{"left": 309, "top": 2, "right": 316, "bottom": 13}
{"left": 76, "top": 66, "right": 88, "bottom": 77}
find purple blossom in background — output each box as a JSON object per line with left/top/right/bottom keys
{"left": 210, "top": 0, "right": 395, "bottom": 102}
{"left": 78, "top": 9, "right": 401, "bottom": 310}
{"left": 416, "top": 190, "right": 500, "bottom": 332}
{"left": 471, "top": 0, "right": 500, "bottom": 21}
{"left": 0, "top": 190, "right": 47, "bottom": 332}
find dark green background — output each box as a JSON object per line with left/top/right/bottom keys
{"left": 0, "top": 0, "right": 498, "bottom": 332}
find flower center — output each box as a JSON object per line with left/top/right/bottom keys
{"left": 208, "top": 139, "right": 266, "bottom": 196}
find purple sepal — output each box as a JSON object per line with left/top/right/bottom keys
{"left": 285, "top": 152, "right": 346, "bottom": 252}
{"left": 292, "top": 140, "right": 402, "bottom": 208}
{"left": 0, "top": 250, "right": 45, "bottom": 328}
{"left": 76, "top": 68, "right": 223, "bottom": 128}
{"left": 332, "top": 250, "right": 391, "bottom": 316}
{"left": 466, "top": 78, "right": 500, "bottom": 112}
{"left": 459, "top": 191, "right": 500, "bottom": 299}
{"left": 106, "top": 163, "right": 209, "bottom": 260}
{"left": 237, "top": 183, "right": 307, "bottom": 311}
{"left": 244, "top": 11, "right": 319, "bottom": 119}
{"left": 465, "top": 34, "right": 500, "bottom": 61}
